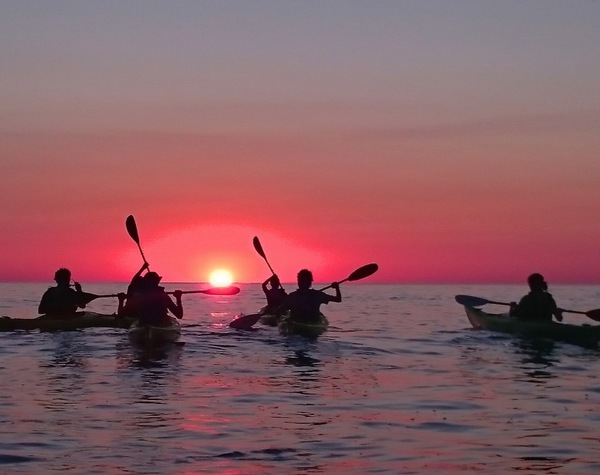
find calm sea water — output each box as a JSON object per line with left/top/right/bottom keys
{"left": 1, "top": 282, "right": 600, "bottom": 474}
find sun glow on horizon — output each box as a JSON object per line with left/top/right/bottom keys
{"left": 209, "top": 269, "right": 234, "bottom": 287}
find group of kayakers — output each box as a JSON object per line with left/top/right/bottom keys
{"left": 37, "top": 264, "right": 343, "bottom": 327}
{"left": 261, "top": 270, "right": 342, "bottom": 323}
{"left": 38, "top": 257, "right": 563, "bottom": 329}
{"left": 37, "top": 263, "right": 183, "bottom": 326}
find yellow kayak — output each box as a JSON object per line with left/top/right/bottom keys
{"left": 128, "top": 317, "right": 181, "bottom": 345}
{"left": 278, "top": 313, "right": 329, "bottom": 338}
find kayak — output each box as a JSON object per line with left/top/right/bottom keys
{"left": 278, "top": 313, "right": 329, "bottom": 338}
{"left": 128, "top": 317, "right": 181, "bottom": 345}
{"left": 463, "top": 305, "right": 600, "bottom": 348}
{"left": 258, "top": 306, "right": 281, "bottom": 326}
{"left": 259, "top": 313, "right": 279, "bottom": 326}
{"left": 0, "top": 312, "right": 134, "bottom": 332}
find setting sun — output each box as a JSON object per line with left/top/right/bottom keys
{"left": 209, "top": 269, "right": 234, "bottom": 287}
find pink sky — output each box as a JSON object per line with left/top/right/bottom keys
{"left": 1, "top": 2, "right": 599, "bottom": 284}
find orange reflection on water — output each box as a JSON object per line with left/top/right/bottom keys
{"left": 180, "top": 412, "right": 231, "bottom": 434}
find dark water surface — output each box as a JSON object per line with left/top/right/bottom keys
{"left": 1, "top": 283, "right": 600, "bottom": 474}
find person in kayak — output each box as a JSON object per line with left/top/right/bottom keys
{"left": 261, "top": 274, "right": 287, "bottom": 314}
{"left": 126, "top": 262, "right": 150, "bottom": 296}
{"left": 38, "top": 268, "right": 87, "bottom": 318}
{"left": 276, "top": 269, "right": 341, "bottom": 322}
{"left": 117, "top": 271, "right": 183, "bottom": 325}
{"left": 510, "top": 273, "right": 563, "bottom": 322}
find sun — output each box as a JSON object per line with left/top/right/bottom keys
{"left": 208, "top": 269, "right": 234, "bottom": 287}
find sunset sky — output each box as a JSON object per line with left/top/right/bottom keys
{"left": 1, "top": 1, "right": 599, "bottom": 284}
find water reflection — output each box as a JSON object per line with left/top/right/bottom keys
{"left": 43, "top": 332, "right": 89, "bottom": 369}
{"left": 285, "top": 350, "right": 321, "bottom": 368}
{"left": 510, "top": 338, "right": 562, "bottom": 386}
{"left": 115, "top": 340, "right": 184, "bottom": 370}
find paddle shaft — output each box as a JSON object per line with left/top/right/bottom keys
{"left": 318, "top": 277, "right": 351, "bottom": 292}
{"left": 83, "top": 287, "right": 240, "bottom": 302}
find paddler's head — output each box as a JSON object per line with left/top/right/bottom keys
{"left": 54, "top": 268, "right": 71, "bottom": 286}
{"left": 297, "top": 269, "right": 313, "bottom": 290}
{"left": 270, "top": 274, "right": 280, "bottom": 288}
{"left": 527, "top": 273, "right": 547, "bottom": 291}
{"left": 144, "top": 271, "right": 163, "bottom": 286}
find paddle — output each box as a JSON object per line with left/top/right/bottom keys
{"left": 318, "top": 263, "right": 379, "bottom": 291}
{"left": 80, "top": 286, "right": 240, "bottom": 304}
{"left": 253, "top": 236, "right": 275, "bottom": 275}
{"left": 79, "top": 292, "right": 120, "bottom": 305}
{"left": 126, "top": 215, "right": 149, "bottom": 267}
{"left": 455, "top": 294, "right": 600, "bottom": 322}
{"left": 253, "top": 236, "right": 285, "bottom": 290}
{"left": 176, "top": 286, "right": 240, "bottom": 296}
{"left": 228, "top": 263, "right": 379, "bottom": 330}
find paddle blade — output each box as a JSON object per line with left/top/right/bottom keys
{"left": 585, "top": 309, "right": 600, "bottom": 322}
{"left": 228, "top": 312, "right": 262, "bottom": 330}
{"left": 455, "top": 295, "right": 490, "bottom": 307}
{"left": 318, "top": 263, "right": 379, "bottom": 291}
{"left": 125, "top": 215, "right": 140, "bottom": 244}
{"left": 199, "top": 286, "right": 240, "bottom": 296}
{"left": 253, "top": 236, "right": 266, "bottom": 259}
{"left": 347, "top": 263, "right": 378, "bottom": 282}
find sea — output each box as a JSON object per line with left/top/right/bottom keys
{"left": 1, "top": 282, "right": 600, "bottom": 475}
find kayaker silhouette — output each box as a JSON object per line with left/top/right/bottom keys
{"left": 38, "top": 268, "right": 86, "bottom": 318}
{"left": 118, "top": 271, "right": 183, "bottom": 325}
{"left": 261, "top": 274, "right": 287, "bottom": 313}
{"left": 277, "top": 269, "right": 341, "bottom": 323}
{"left": 510, "top": 273, "right": 563, "bottom": 322}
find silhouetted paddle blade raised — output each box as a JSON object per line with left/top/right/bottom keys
{"left": 319, "top": 263, "right": 379, "bottom": 291}
{"left": 126, "top": 214, "right": 149, "bottom": 266}
{"left": 253, "top": 236, "right": 267, "bottom": 260}
{"left": 346, "top": 263, "right": 379, "bottom": 282}
{"left": 455, "top": 294, "right": 600, "bottom": 322}
{"left": 253, "top": 236, "right": 276, "bottom": 275}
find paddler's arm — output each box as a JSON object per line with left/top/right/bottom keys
{"left": 167, "top": 290, "right": 183, "bottom": 319}
{"left": 131, "top": 262, "right": 149, "bottom": 283}
{"left": 38, "top": 289, "right": 52, "bottom": 314}
{"left": 261, "top": 276, "right": 272, "bottom": 294}
{"left": 73, "top": 282, "right": 87, "bottom": 309}
{"left": 549, "top": 294, "right": 563, "bottom": 322}
{"left": 116, "top": 292, "right": 127, "bottom": 317}
{"left": 329, "top": 282, "right": 342, "bottom": 303}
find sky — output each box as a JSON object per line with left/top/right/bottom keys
{"left": 1, "top": 1, "right": 599, "bottom": 284}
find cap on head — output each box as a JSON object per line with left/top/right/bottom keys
{"left": 527, "top": 273, "right": 546, "bottom": 289}
{"left": 145, "top": 271, "right": 162, "bottom": 285}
